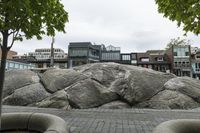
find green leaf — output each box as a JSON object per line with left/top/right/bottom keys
{"left": 0, "top": 0, "right": 68, "bottom": 46}
{"left": 155, "top": 0, "right": 200, "bottom": 35}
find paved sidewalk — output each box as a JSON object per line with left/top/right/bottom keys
{"left": 3, "top": 106, "right": 200, "bottom": 133}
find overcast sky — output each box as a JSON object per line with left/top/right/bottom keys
{"left": 12, "top": 0, "right": 200, "bottom": 54}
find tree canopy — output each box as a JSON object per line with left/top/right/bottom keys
{"left": 0, "top": 0, "right": 68, "bottom": 128}
{"left": 0, "top": 0, "right": 68, "bottom": 48}
{"left": 166, "top": 37, "right": 191, "bottom": 49}
{"left": 155, "top": 0, "right": 200, "bottom": 35}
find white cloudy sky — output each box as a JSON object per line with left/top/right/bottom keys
{"left": 12, "top": 0, "right": 200, "bottom": 54}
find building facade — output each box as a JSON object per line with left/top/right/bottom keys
{"left": 68, "top": 42, "right": 101, "bottom": 68}
{"left": 131, "top": 53, "right": 137, "bottom": 65}
{"left": 191, "top": 49, "right": 200, "bottom": 79}
{"left": 166, "top": 45, "right": 192, "bottom": 77}
{"left": 67, "top": 42, "right": 197, "bottom": 78}
{"left": 136, "top": 50, "right": 170, "bottom": 72}
{"left": 28, "top": 48, "right": 67, "bottom": 60}
{"left": 0, "top": 49, "right": 17, "bottom": 59}
{"left": 101, "top": 45, "right": 121, "bottom": 63}
{"left": 30, "top": 59, "right": 67, "bottom": 68}
{"left": 0, "top": 60, "right": 35, "bottom": 70}
{"left": 23, "top": 48, "right": 68, "bottom": 69}
{"left": 120, "top": 53, "right": 131, "bottom": 64}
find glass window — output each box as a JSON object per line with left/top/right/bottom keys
{"left": 131, "top": 54, "right": 136, "bottom": 59}
{"left": 14, "top": 63, "right": 19, "bottom": 68}
{"left": 141, "top": 58, "right": 149, "bottom": 62}
{"left": 24, "top": 65, "right": 28, "bottom": 69}
{"left": 173, "top": 48, "right": 177, "bottom": 52}
{"left": 157, "top": 57, "right": 163, "bottom": 61}
{"left": 6, "top": 62, "right": 8, "bottom": 68}
{"left": 20, "top": 64, "right": 23, "bottom": 69}
{"left": 122, "top": 55, "right": 131, "bottom": 60}
{"left": 9, "top": 62, "right": 14, "bottom": 68}
{"left": 70, "top": 49, "right": 88, "bottom": 56}
{"left": 174, "top": 52, "right": 177, "bottom": 56}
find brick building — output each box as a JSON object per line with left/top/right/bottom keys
{"left": 0, "top": 49, "right": 17, "bottom": 59}
{"left": 166, "top": 45, "right": 192, "bottom": 77}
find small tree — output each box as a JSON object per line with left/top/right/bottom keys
{"left": 166, "top": 37, "right": 191, "bottom": 49}
{"left": 0, "top": 0, "right": 68, "bottom": 128}
{"left": 155, "top": 0, "right": 200, "bottom": 35}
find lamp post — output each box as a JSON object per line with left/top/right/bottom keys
{"left": 50, "top": 37, "right": 55, "bottom": 68}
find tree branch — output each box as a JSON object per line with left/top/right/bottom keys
{"left": 0, "top": 30, "right": 3, "bottom": 35}
{"left": 7, "top": 30, "right": 19, "bottom": 50}
{"left": 8, "top": 29, "right": 17, "bottom": 36}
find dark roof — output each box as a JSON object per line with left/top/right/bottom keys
{"left": 69, "top": 42, "right": 101, "bottom": 50}
{"left": 146, "top": 50, "right": 165, "bottom": 55}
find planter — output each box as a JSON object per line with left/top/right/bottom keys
{"left": 1, "top": 113, "right": 70, "bottom": 133}
{"left": 153, "top": 119, "right": 200, "bottom": 133}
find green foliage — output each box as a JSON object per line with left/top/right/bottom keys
{"left": 0, "top": 1, "right": 68, "bottom": 126}
{"left": 155, "top": 0, "right": 200, "bottom": 35}
{"left": 166, "top": 37, "right": 191, "bottom": 49}
{"left": 0, "top": 0, "right": 68, "bottom": 42}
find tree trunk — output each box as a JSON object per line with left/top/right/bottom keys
{"left": 0, "top": 31, "right": 9, "bottom": 130}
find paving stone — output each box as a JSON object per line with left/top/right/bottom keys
{"left": 3, "top": 106, "right": 200, "bottom": 133}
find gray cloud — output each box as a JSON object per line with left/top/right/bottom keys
{"left": 11, "top": 0, "right": 200, "bottom": 54}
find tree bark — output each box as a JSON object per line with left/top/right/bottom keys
{"left": 0, "top": 31, "right": 9, "bottom": 130}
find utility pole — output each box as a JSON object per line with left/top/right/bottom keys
{"left": 50, "top": 36, "right": 55, "bottom": 67}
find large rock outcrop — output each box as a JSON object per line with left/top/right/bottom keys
{"left": 65, "top": 78, "right": 118, "bottom": 109}
{"left": 99, "top": 101, "right": 131, "bottom": 109}
{"left": 137, "top": 77, "right": 200, "bottom": 109}
{"left": 3, "top": 70, "right": 40, "bottom": 98}
{"left": 137, "top": 90, "right": 200, "bottom": 109}
{"left": 41, "top": 69, "right": 87, "bottom": 93}
{"left": 164, "top": 77, "right": 200, "bottom": 103}
{"left": 35, "top": 90, "right": 71, "bottom": 110}
{"left": 3, "top": 83, "right": 50, "bottom": 106}
{"left": 110, "top": 67, "right": 175, "bottom": 105}
{"left": 3, "top": 63, "right": 200, "bottom": 110}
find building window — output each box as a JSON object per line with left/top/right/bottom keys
{"left": 20, "top": 64, "right": 24, "bottom": 69}
{"left": 122, "top": 55, "right": 131, "bottom": 60}
{"left": 24, "top": 65, "right": 28, "bottom": 69}
{"left": 9, "top": 62, "right": 14, "bottom": 68}
{"left": 174, "top": 62, "right": 177, "bottom": 67}
{"left": 140, "top": 58, "right": 149, "bottom": 62}
{"left": 157, "top": 57, "right": 163, "bottom": 61}
{"left": 174, "top": 47, "right": 189, "bottom": 57}
{"left": 131, "top": 54, "right": 136, "bottom": 60}
{"left": 70, "top": 49, "right": 88, "bottom": 57}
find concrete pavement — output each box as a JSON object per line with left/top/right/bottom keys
{"left": 3, "top": 106, "right": 200, "bottom": 133}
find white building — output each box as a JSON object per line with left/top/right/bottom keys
{"left": 106, "top": 45, "right": 120, "bottom": 51}
{"left": 28, "top": 48, "right": 68, "bottom": 69}
{"left": 28, "top": 48, "right": 67, "bottom": 60}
